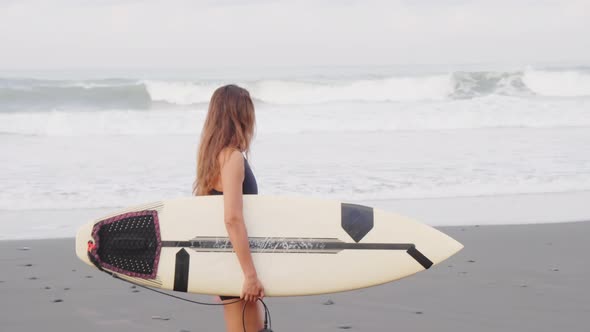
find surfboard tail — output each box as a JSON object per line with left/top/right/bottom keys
{"left": 75, "top": 222, "right": 95, "bottom": 268}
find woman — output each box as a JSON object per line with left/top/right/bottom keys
{"left": 193, "top": 84, "right": 265, "bottom": 332}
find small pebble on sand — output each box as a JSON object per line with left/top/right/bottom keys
{"left": 151, "top": 316, "right": 170, "bottom": 321}
{"left": 18, "top": 247, "right": 31, "bottom": 251}
{"left": 338, "top": 326, "right": 351, "bottom": 329}
{"left": 415, "top": 311, "right": 424, "bottom": 315}
{"left": 52, "top": 299, "right": 63, "bottom": 303}
{"left": 323, "top": 299, "right": 334, "bottom": 305}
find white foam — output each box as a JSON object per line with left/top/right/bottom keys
{"left": 523, "top": 68, "right": 590, "bottom": 97}
{"left": 0, "top": 109, "right": 207, "bottom": 136}
{"left": 144, "top": 80, "right": 215, "bottom": 105}
{"left": 2, "top": 128, "right": 590, "bottom": 214}
{"left": 248, "top": 76, "right": 452, "bottom": 104}
{"left": 142, "top": 75, "right": 452, "bottom": 105}
{"left": 2, "top": 96, "right": 589, "bottom": 136}
{"left": 140, "top": 70, "right": 590, "bottom": 105}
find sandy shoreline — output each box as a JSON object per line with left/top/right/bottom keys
{"left": 4, "top": 190, "right": 590, "bottom": 241}
{"left": 1, "top": 222, "right": 589, "bottom": 331}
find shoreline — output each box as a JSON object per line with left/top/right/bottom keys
{"left": 2, "top": 190, "right": 590, "bottom": 241}
{"left": 1, "top": 222, "right": 588, "bottom": 331}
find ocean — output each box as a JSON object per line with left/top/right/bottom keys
{"left": 1, "top": 64, "right": 590, "bottom": 238}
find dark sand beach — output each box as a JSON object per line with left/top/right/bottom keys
{"left": 1, "top": 222, "right": 589, "bottom": 332}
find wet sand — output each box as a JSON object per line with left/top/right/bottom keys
{"left": 1, "top": 222, "right": 589, "bottom": 331}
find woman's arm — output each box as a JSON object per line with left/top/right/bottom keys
{"left": 219, "top": 149, "right": 264, "bottom": 302}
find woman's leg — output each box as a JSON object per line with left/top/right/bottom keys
{"left": 221, "top": 298, "right": 263, "bottom": 332}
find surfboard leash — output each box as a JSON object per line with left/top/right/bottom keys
{"left": 109, "top": 271, "right": 272, "bottom": 332}
{"left": 244, "top": 298, "right": 273, "bottom": 332}
{"left": 87, "top": 240, "right": 273, "bottom": 331}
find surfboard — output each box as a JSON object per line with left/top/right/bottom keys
{"left": 75, "top": 195, "right": 463, "bottom": 297}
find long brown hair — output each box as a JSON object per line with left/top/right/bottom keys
{"left": 193, "top": 84, "right": 256, "bottom": 196}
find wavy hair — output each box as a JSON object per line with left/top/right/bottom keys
{"left": 193, "top": 85, "right": 256, "bottom": 195}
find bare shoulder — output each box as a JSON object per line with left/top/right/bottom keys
{"left": 218, "top": 148, "right": 244, "bottom": 174}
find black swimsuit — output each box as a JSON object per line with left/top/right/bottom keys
{"left": 209, "top": 155, "right": 257, "bottom": 300}
{"left": 209, "top": 156, "right": 258, "bottom": 196}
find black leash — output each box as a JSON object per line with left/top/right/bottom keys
{"left": 111, "top": 272, "right": 272, "bottom": 331}
{"left": 243, "top": 297, "right": 272, "bottom": 332}
{"left": 88, "top": 243, "right": 272, "bottom": 331}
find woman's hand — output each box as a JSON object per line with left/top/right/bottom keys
{"left": 241, "top": 275, "right": 265, "bottom": 303}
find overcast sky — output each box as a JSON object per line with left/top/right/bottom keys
{"left": 0, "top": 0, "right": 588, "bottom": 69}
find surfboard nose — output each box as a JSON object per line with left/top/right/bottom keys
{"left": 75, "top": 222, "right": 95, "bottom": 267}
{"left": 433, "top": 232, "right": 464, "bottom": 265}
{"left": 447, "top": 236, "right": 464, "bottom": 258}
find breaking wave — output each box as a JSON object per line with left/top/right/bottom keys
{"left": 1, "top": 68, "right": 589, "bottom": 111}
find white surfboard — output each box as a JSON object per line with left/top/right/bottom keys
{"left": 76, "top": 196, "right": 463, "bottom": 297}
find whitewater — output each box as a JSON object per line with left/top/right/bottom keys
{"left": 1, "top": 65, "right": 590, "bottom": 239}
{"left": 2, "top": 68, "right": 590, "bottom": 111}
